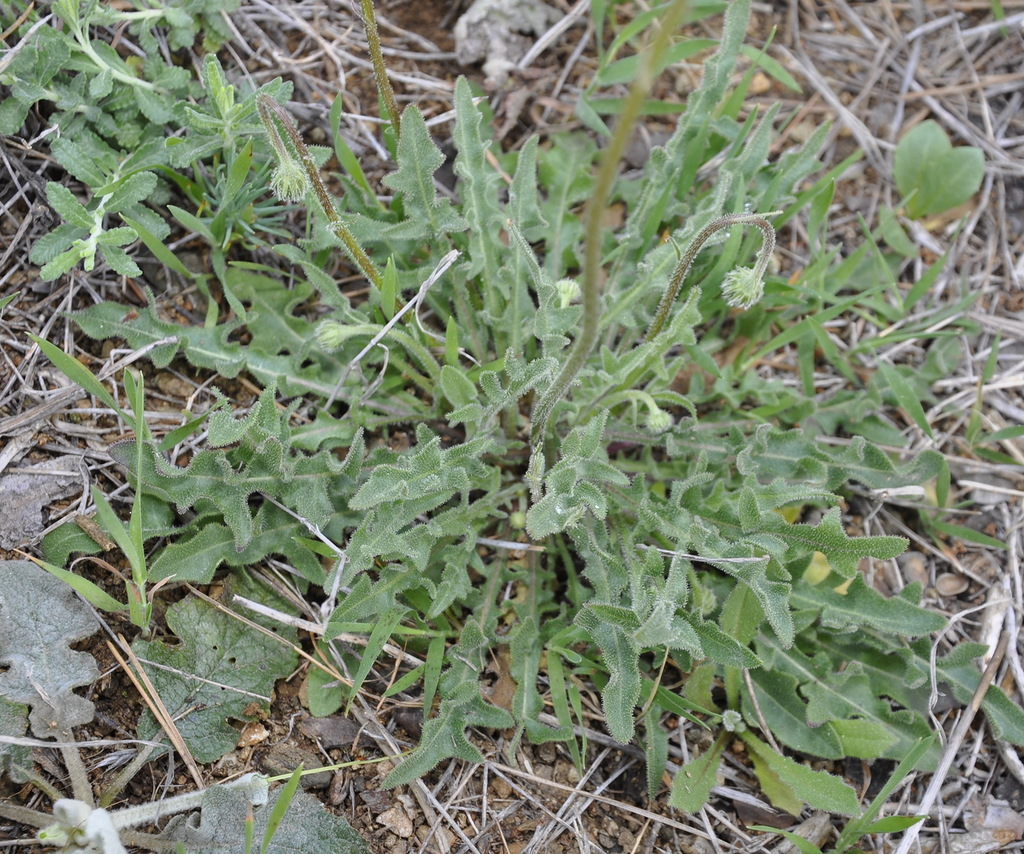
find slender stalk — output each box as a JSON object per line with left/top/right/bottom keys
{"left": 257, "top": 95, "right": 383, "bottom": 292}
{"left": 60, "top": 740, "right": 93, "bottom": 806}
{"left": 645, "top": 213, "right": 776, "bottom": 342}
{"left": 529, "top": 0, "right": 691, "bottom": 449}
{"left": 359, "top": 0, "right": 401, "bottom": 142}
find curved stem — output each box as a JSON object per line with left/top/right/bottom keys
{"left": 257, "top": 95, "right": 383, "bottom": 292}
{"left": 530, "top": 0, "right": 691, "bottom": 450}
{"left": 645, "top": 213, "right": 776, "bottom": 342}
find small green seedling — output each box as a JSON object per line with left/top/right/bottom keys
{"left": 894, "top": 120, "right": 984, "bottom": 219}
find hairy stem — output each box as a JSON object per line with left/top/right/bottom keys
{"left": 646, "top": 213, "right": 776, "bottom": 342}
{"left": 257, "top": 94, "right": 383, "bottom": 292}
{"left": 529, "top": 0, "right": 692, "bottom": 450}
{"left": 359, "top": 0, "right": 401, "bottom": 142}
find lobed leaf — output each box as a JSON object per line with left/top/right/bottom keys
{"left": 134, "top": 596, "right": 297, "bottom": 763}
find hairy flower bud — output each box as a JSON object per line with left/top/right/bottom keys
{"left": 644, "top": 405, "right": 673, "bottom": 434}
{"left": 269, "top": 159, "right": 309, "bottom": 202}
{"left": 316, "top": 319, "right": 347, "bottom": 351}
{"left": 555, "top": 278, "right": 581, "bottom": 308}
{"left": 721, "top": 266, "right": 764, "bottom": 309}
{"left": 721, "top": 709, "right": 746, "bottom": 733}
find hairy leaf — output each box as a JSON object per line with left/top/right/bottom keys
{"left": 134, "top": 596, "right": 297, "bottom": 763}
{"left": 383, "top": 620, "right": 513, "bottom": 787}
{"left": 0, "top": 560, "right": 99, "bottom": 738}
{"left": 165, "top": 783, "right": 369, "bottom": 854}
{"left": 382, "top": 105, "right": 467, "bottom": 242}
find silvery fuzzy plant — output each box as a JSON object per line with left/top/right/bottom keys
{"left": 26, "top": 776, "right": 269, "bottom": 854}
{"left": 20, "top": 0, "right": 1023, "bottom": 825}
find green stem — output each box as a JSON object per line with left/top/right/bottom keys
{"left": 645, "top": 213, "right": 775, "bottom": 342}
{"left": 55, "top": 0, "right": 161, "bottom": 94}
{"left": 529, "top": 0, "right": 691, "bottom": 449}
{"left": 257, "top": 95, "right": 383, "bottom": 292}
{"left": 359, "top": 0, "right": 401, "bottom": 142}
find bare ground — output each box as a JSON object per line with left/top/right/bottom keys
{"left": 2, "top": 1, "right": 1024, "bottom": 852}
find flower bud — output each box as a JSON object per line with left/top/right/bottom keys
{"left": 644, "top": 405, "right": 673, "bottom": 434}
{"left": 721, "top": 266, "right": 764, "bottom": 309}
{"left": 316, "top": 320, "right": 347, "bottom": 351}
{"left": 722, "top": 709, "right": 746, "bottom": 733}
{"left": 554, "top": 278, "right": 581, "bottom": 309}
{"left": 269, "top": 159, "right": 309, "bottom": 202}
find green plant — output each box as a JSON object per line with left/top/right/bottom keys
{"left": 894, "top": 120, "right": 984, "bottom": 219}
{"left": 1, "top": 2, "right": 292, "bottom": 291}
{"left": 24, "top": 335, "right": 168, "bottom": 628}
{"left": 8, "top": 0, "right": 1024, "bottom": 834}
{"left": 750, "top": 738, "right": 929, "bottom": 853}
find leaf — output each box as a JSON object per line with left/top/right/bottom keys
{"left": 0, "top": 96, "right": 32, "bottom": 135}
{"left": 527, "top": 412, "right": 629, "bottom": 538}
{"left": 643, "top": 706, "right": 669, "bottom": 799}
{"left": 113, "top": 387, "right": 347, "bottom": 551}
{"left": 0, "top": 560, "right": 100, "bottom": 738}
{"left": 687, "top": 617, "right": 761, "bottom": 668}
{"left": 165, "top": 782, "right": 370, "bottom": 854}
{"left": 877, "top": 362, "right": 934, "bottom": 440}
{"left": 935, "top": 643, "right": 1024, "bottom": 746}
{"left": 729, "top": 426, "right": 944, "bottom": 493}
{"left": 121, "top": 213, "right": 193, "bottom": 278}
{"left": 345, "top": 608, "right": 406, "bottom": 709}
{"left": 100, "top": 244, "right": 143, "bottom": 276}
{"left": 536, "top": 132, "right": 597, "bottom": 276}
{"left": 147, "top": 504, "right": 325, "bottom": 586}
{"left": 261, "top": 767, "right": 303, "bottom": 854}
{"left": 439, "top": 364, "right": 477, "bottom": 413}
{"left": 382, "top": 620, "right": 513, "bottom": 788}
{"left": 330, "top": 91, "right": 375, "bottom": 198}
{"left": 894, "top": 120, "right": 984, "bottom": 218}
{"left": 757, "top": 638, "right": 936, "bottom": 767}
{"left": 41, "top": 246, "right": 87, "bottom": 280}
{"left": 791, "top": 575, "right": 946, "bottom": 636}
{"left": 452, "top": 77, "right": 504, "bottom": 285}
{"left": 744, "top": 669, "right": 843, "bottom": 759}
{"left": 577, "top": 606, "right": 641, "bottom": 742}
{"left": 862, "top": 815, "right": 925, "bottom": 833}
{"left": 747, "top": 742, "right": 805, "bottom": 817}
{"left": 134, "top": 85, "right": 174, "bottom": 124}
{"left": 29, "top": 553, "right": 127, "bottom": 615}
{"left": 783, "top": 507, "right": 907, "bottom": 580}
{"left": 0, "top": 695, "right": 31, "bottom": 782}
{"left": 878, "top": 205, "right": 919, "bottom": 257}
{"left": 669, "top": 734, "right": 726, "bottom": 812}
{"left": 507, "top": 617, "right": 543, "bottom": 752}
{"left": 381, "top": 106, "right": 466, "bottom": 242}
{"left": 46, "top": 181, "right": 93, "bottom": 228}
{"left": 748, "top": 826, "right": 824, "bottom": 854}
{"left": 742, "top": 733, "right": 860, "bottom": 816}
{"left": 104, "top": 170, "right": 158, "bottom": 211}
{"left": 134, "top": 596, "right": 297, "bottom": 762}
{"left": 72, "top": 289, "right": 347, "bottom": 399}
